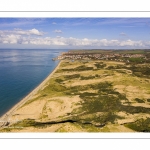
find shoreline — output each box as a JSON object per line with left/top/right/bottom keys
{"left": 0, "top": 58, "right": 150, "bottom": 132}
{"left": 0, "top": 60, "right": 62, "bottom": 122}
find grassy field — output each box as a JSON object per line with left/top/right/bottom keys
{"left": 1, "top": 59, "right": 150, "bottom": 132}
{"left": 69, "top": 49, "right": 150, "bottom": 54}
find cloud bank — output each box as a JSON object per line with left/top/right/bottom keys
{"left": 0, "top": 28, "right": 149, "bottom": 48}
{"left": 0, "top": 28, "right": 44, "bottom": 36}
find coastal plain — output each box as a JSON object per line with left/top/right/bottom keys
{"left": 1, "top": 59, "right": 150, "bottom": 132}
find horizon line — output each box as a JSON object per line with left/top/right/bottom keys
{"left": 0, "top": 48, "right": 150, "bottom": 50}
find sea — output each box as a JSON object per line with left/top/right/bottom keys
{"left": 0, "top": 49, "right": 68, "bottom": 117}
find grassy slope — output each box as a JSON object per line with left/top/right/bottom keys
{"left": 1, "top": 60, "right": 150, "bottom": 132}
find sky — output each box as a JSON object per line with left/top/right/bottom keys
{"left": 0, "top": 18, "right": 150, "bottom": 49}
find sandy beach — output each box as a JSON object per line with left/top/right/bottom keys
{"left": 0, "top": 60, "right": 62, "bottom": 124}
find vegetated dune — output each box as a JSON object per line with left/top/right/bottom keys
{"left": 1, "top": 60, "right": 150, "bottom": 132}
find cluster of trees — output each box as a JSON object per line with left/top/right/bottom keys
{"left": 129, "top": 65, "right": 150, "bottom": 77}
{"left": 94, "top": 62, "right": 106, "bottom": 69}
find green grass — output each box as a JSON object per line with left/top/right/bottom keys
{"left": 79, "top": 123, "right": 100, "bottom": 132}
{"left": 68, "top": 80, "right": 150, "bottom": 127}
{"left": 40, "top": 78, "right": 67, "bottom": 97}
{"left": 129, "top": 65, "right": 150, "bottom": 77}
{"left": 10, "top": 119, "right": 51, "bottom": 129}
{"left": 55, "top": 78, "right": 64, "bottom": 83}
{"left": 80, "top": 75, "right": 96, "bottom": 80}
{"left": 64, "top": 74, "right": 80, "bottom": 79}
{"left": 121, "top": 105, "right": 150, "bottom": 114}
{"left": 124, "top": 118, "right": 150, "bottom": 132}
{"left": 94, "top": 62, "right": 106, "bottom": 69}
{"left": 79, "top": 92, "right": 98, "bottom": 98}
{"left": 147, "top": 99, "right": 150, "bottom": 102}
{"left": 9, "top": 59, "right": 150, "bottom": 132}
{"left": 69, "top": 81, "right": 127, "bottom": 125}
{"left": 134, "top": 98, "right": 145, "bottom": 103}
{"left": 56, "top": 65, "right": 93, "bottom": 73}
{"left": 56, "top": 122, "right": 83, "bottom": 132}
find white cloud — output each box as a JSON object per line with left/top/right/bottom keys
{"left": 119, "top": 39, "right": 143, "bottom": 47}
{"left": 0, "top": 34, "right": 21, "bottom": 44}
{"left": 3, "top": 41, "right": 8, "bottom": 44}
{"left": 53, "top": 30, "right": 62, "bottom": 33}
{"left": 120, "top": 32, "right": 126, "bottom": 36}
{"left": 29, "top": 28, "right": 43, "bottom": 35}
{"left": 0, "top": 28, "right": 149, "bottom": 48}
{"left": 0, "top": 28, "right": 44, "bottom": 36}
{"left": 52, "top": 22, "right": 57, "bottom": 25}
{"left": 22, "top": 41, "right": 29, "bottom": 44}
{"left": 0, "top": 35, "right": 148, "bottom": 47}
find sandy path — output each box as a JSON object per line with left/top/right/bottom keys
{"left": 0, "top": 60, "right": 62, "bottom": 125}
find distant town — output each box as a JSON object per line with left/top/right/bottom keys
{"left": 53, "top": 49, "right": 150, "bottom": 63}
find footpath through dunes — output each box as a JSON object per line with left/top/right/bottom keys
{"left": 1, "top": 59, "right": 150, "bottom": 132}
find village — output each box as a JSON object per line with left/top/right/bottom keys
{"left": 54, "top": 50, "right": 150, "bottom": 63}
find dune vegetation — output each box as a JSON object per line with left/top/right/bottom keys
{"left": 1, "top": 59, "right": 150, "bottom": 132}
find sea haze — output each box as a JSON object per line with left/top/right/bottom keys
{"left": 0, "top": 49, "right": 67, "bottom": 117}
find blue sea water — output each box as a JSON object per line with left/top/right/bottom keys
{"left": 0, "top": 49, "right": 67, "bottom": 117}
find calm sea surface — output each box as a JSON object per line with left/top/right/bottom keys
{"left": 0, "top": 49, "right": 67, "bottom": 117}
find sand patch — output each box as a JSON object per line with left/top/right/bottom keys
{"left": 114, "top": 84, "right": 150, "bottom": 102}
{"left": 114, "top": 85, "right": 126, "bottom": 94}
{"left": 124, "top": 86, "right": 150, "bottom": 101}
{"left": 130, "top": 103, "right": 150, "bottom": 108}
{"left": 10, "top": 99, "right": 46, "bottom": 122}
{"left": 7, "top": 124, "right": 63, "bottom": 132}
{"left": 41, "top": 96, "right": 82, "bottom": 121}
{"left": 116, "top": 111, "right": 150, "bottom": 125}
{"left": 100, "top": 124, "right": 135, "bottom": 132}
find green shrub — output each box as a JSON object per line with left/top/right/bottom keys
{"left": 79, "top": 92, "right": 98, "bottom": 98}
{"left": 95, "top": 74, "right": 100, "bottom": 78}
{"left": 124, "top": 118, "right": 150, "bottom": 132}
{"left": 94, "top": 63, "right": 106, "bottom": 69}
{"left": 107, "top": 66, "right": 115, "bottom": 70}
{"left": 80, "top": 75, "right": 95, "bottom": 80}
{"left": 75, "top": 65, "right": 93, "bottom": 71}
{"left": 121, "top": 105, "right": 150, "bottom": 114}
{"left": 55, "top": 79, "right": 64, "bottom": 83}
{"left": 147, "top": 99, "right": 150, "bottom": 102}
{"left": 129, "top": 65, "right": 150, "bottom": 77}
{"left": 135, "top": 98, "right": 145, "bottom": 103}
{"left": 128, "top": 57, "right": 144, "bottom": 63}
{"left": 64, "top": 74, "right": 80, "bottom": 79}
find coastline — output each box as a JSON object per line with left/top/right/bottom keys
{"left": 0, "top": 60, "right": 62, "bottom": 122}
{"left": 0, "top": 58, "right": 150, "bottom": 132}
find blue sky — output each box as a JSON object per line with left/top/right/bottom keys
{"left": 0, "top": 18, "right": 150, "bottom": 49}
